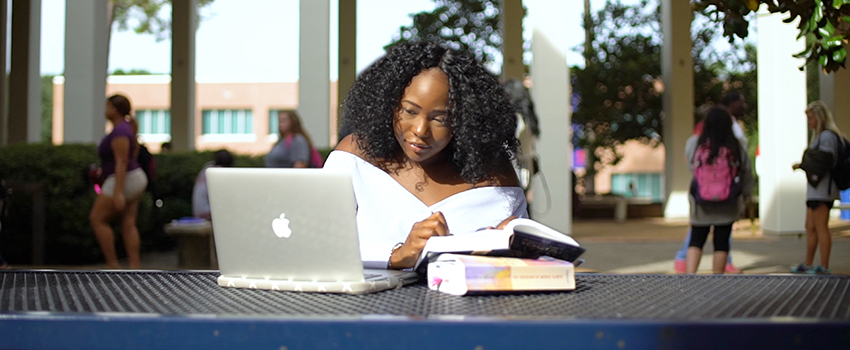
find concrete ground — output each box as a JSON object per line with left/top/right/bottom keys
{"left": 29, "top": 217, "right": 850, "bottom": 276}
{"left": 572, "top": 218, "right": 850, "bottom": 275}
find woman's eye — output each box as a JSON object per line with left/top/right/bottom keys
{"left": 403, "top": 109, "right": 416, "bottom": 115}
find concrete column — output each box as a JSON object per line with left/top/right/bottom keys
{"left": 525, "top": 0, "right": 573, "bottom": 233}
{"left": 819, "top": 42, "right": 850, "bottom": 134}
{"left": 758, "top": 10, "right": 807, "bottom": 235}
{"left": 171, "top": 0, "right": 196, "bottom": 151}
{"left": 64, "top": 0, "right": 109, "bottom": 144}
{"left": 337, "top": 0, "right": 356, "bottom": 144}
{"left": 9, "top": 0, "right": 41, "bottom": 144}
{"left": 0, "top": 0, "right": 7, "bottom": 145}
{"left": 500, "top": 0, "right": 524, "bottom": 80}
{"left": 661, "top": 0, "right": 694, "bottom": 218}
{"left": 299, "top": 0, "right": 330, "bottom": 148}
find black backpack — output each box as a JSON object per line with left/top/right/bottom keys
{"left": 830, "top": 131, "right": 850, "bottom": 191}
{"left": 137, "top": 144, "right": 157, "bottom": 196}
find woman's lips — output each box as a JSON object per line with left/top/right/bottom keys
{"left": 408, "top": 142, "right": 430, "bottom": 152}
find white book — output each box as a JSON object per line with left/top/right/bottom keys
{"left": 427, "top": 254, "right": 576, "bottom": 296}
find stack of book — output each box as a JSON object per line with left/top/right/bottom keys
{"left": 419, "top": 218, "right": 585, "bottom": 296}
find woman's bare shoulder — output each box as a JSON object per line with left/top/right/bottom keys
{"left": 476, "top": 160, "right": 520, "bottom": 188}
{"left": 335, "top": 134, "right": 368, "bottom": 158}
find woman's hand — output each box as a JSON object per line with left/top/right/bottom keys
{"left": 389, "top": 212, "right": 449, "bottom": 269}
{"left": 113, "top": 192, "right": 126, "bottom": 212}
{"left": 792, "top": 163, "right": 801, "bottom": 170}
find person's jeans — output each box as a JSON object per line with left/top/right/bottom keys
{"left": 675, "top": 228, "right": 733, "bottom": 263}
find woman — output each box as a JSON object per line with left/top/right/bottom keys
{"left": 89, "top": 94, "right": 149, "bottom": 269}
{"left": 326, "top": 41, "right": 528, "bottom": 270}
{"left": 685, "top": 106, "right": 753, "bottom": 274}
{"left": 265, "top": 111, "right": 316, "bottom": 168}
{"left": 791, "top": 101, "right": 844, "bottom": 275}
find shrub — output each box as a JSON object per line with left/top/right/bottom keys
{"left": 0, "top": 143, "right": 330, "bottom": 265}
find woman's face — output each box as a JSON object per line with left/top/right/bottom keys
{"left": 393, "top": 68, "right": 452, "bottom": 165}
{"left": 278, "top": 112, "right": 292, "bottom": 135}
{"left": 105, "top": 100, "right": 118, "bottom": 119}
{"left": 806, "top": 110, "right": 818, "bottom": 130}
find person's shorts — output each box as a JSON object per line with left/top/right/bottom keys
{"left": 101, "top": 168, "right": 148, "bottom": 201}
{"left": 806, "top": 200, "right": 834, "bottom": 210}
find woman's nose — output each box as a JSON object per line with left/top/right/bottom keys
{"left": 412, "top": 117, "right": 430, "bottom": 138}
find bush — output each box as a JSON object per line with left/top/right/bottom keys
{"left": 0, "top": 143, "right": 330, "bottom": 265}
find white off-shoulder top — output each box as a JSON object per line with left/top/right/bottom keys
{"left": 323, "top": 150, "right": 528, "bottom": 269}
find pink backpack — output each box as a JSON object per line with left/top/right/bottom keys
{"left": 690, "top": 144, "right": 741, "bottom": 203}
{"left": 284, "top": 135, "right": 324, "bottom": 168}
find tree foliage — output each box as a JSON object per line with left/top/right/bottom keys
{"left": 387, "top": 0, "right": 506, "bottom": 69}
{"left": 111, "top": 0, "right": 216, "bottom": 41}
{"left": 695, "top": 0, "right": 850, "bottom": 73}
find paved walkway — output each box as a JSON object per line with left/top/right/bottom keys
{"left": 572, "top": 218, "right": 850, "bottom": 275}
{"left": 35, "top": 217, "right": 850, "bottom": 276}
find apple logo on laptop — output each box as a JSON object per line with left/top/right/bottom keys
{"left": 272, "top": 213, "right": 292, "bottom": 238}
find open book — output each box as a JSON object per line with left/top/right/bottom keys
{"left": 413, "top": 218, "right": 585, "bottom": 274}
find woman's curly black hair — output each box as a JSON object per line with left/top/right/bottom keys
{"left": 340, "top": 41, "right": 518, "bottom": 184}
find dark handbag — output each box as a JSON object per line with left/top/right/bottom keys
{"left": 800, "top": 148, "right": 834, "bottom": 187}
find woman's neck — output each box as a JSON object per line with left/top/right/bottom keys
{"left": 108, "top": 115, "right": 124, "bottom": 125}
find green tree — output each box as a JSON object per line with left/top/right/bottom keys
{"left": 695, "top": 0, "right": 850, "bottom": 73}
{"left": 111, "top": 69, "right": 153, "bottom": 75}
{"left": 110, "top": 0, "right": 215, "bottom": 41}
{"left": 387, "top": 0, "right": 509, "bottom": 69}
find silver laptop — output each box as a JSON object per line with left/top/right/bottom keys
{"left": 206, "top": 167, "right": 419, "bottom": 294}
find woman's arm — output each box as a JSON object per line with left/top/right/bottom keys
{"left": 111, "top": 136, "right": 131, "bottom": 210}
{"left": 290, "top": 135, "right": 311, "bottom": 168}
{"left": 684, "top": 135, "right": 700, "bottom": 171}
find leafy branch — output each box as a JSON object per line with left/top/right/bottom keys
{"left": 695, "top": 0, "right": 850, "bottom": 73}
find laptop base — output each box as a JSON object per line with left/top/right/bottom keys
{"left": 217, "top": 274, "right": 411, "bottom": 295}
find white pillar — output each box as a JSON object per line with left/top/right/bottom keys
{"left": 525, "top": 0, "right": 573, "bottom": 233}
{"left": 171, "top": 0, "right": 196, "bottom": 151}
{"left": 9, "top": 0, "right": 41, "bottom": 144}
{"left": 299, "top": 0, "right": 330, "bottom": 148}
{"left": 661, "top": 0, "right": 694, "bottom": 218}
{"left": 337, "top": 0, "right": 356, "bottom": 144}
{"left": 819, "top": 43, "right": 850, "bottom": 134}
{"left": 64, "top": 0, "right": 109, "bottom": 144}
{"left": 500, "top": 0, "right": 524, "bottom": 80}
{"left": 758, "top": 10, "right": 807, "bottom": 235}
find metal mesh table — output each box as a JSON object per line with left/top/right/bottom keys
{"left": 2, "top": 270, "right": 849, "bottom": 350}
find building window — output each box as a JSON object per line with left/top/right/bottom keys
{"left": 269, "top": 110, "right": 280, "bottom": 135}
{"left": 202, "top": 109, "right": 253, "bottom": 134}
{"left": 201, "top": 109, "right": 256, "bottom": 142}
{"left": 136, "top": 109, "right": 171, "bottom": 143}
{"left": 611, "top": 173, "right": 664, "bottom": 202}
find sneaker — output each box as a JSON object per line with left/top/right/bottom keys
{"left": 674, "top": 259, "right": 686, "bottom": 274}
{"left": 809, "top": 266, "right": 831, "bottom": 275}
{"left": 790, "top": 263, "right": 814, "bottom": 273}
{"left": 725, "top": 263, "right": 742, "bottom": 274}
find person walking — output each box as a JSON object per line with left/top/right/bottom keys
{"left": 790, "top": 101, "right": 844, "bottom": 275}
{"left": 685, "top": 107, "right": 753, "bottom": 274}
{"left": 89, "top": 94, "right": 149, "bottom": 269}
{"left": 674, "top": 92, "right": 749, "bottom": 273}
